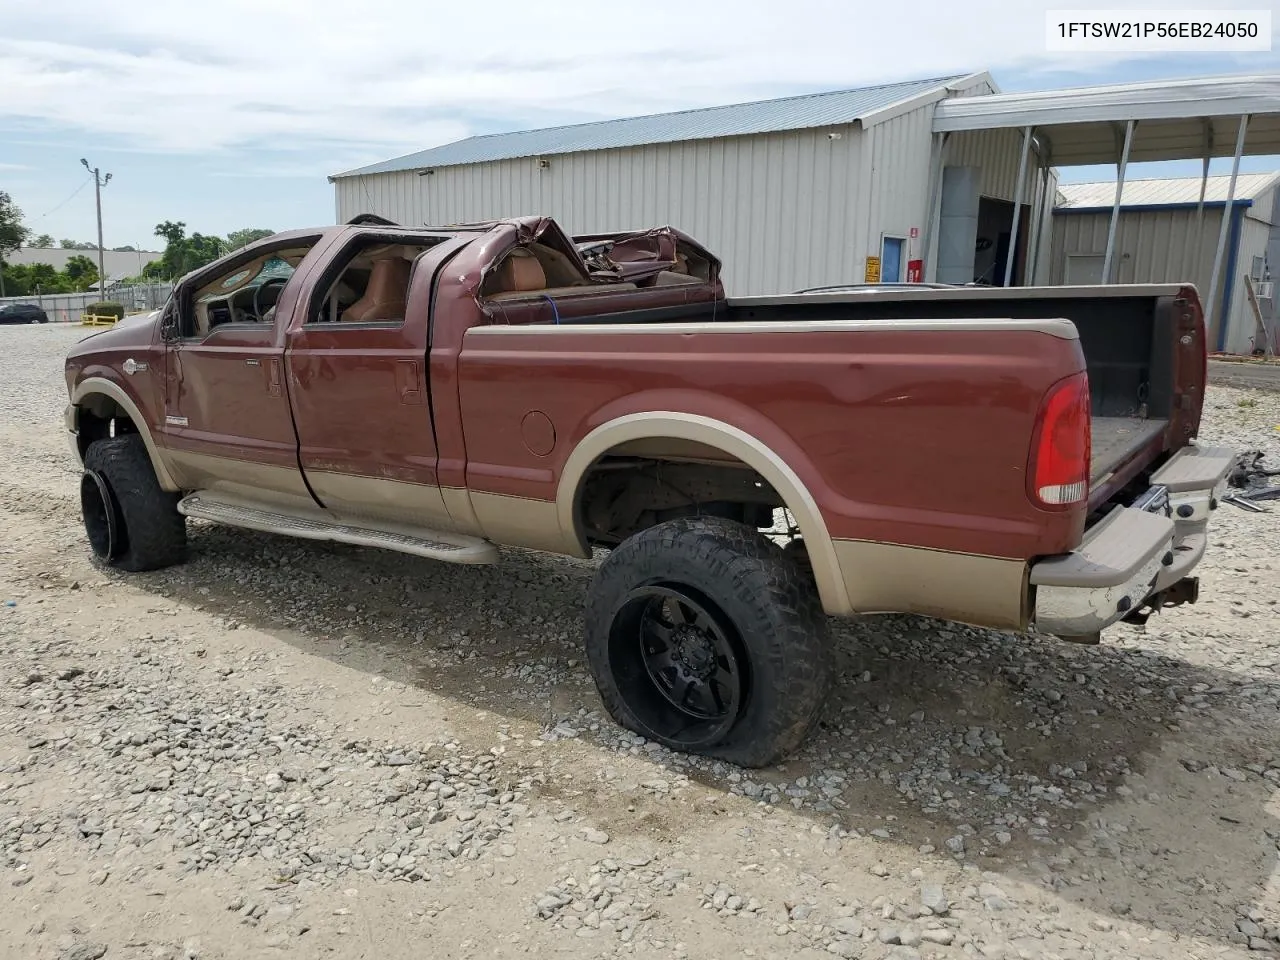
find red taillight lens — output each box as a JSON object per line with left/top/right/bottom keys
{"left": 1029, "top": 372, "right": 1091, "bottom": 508}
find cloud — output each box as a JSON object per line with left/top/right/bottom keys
{"left": 0, "top": 162, "right": 33, "bottom": 171}
{"left": 1, "top": 0, "right": 1273, "bottom": 171}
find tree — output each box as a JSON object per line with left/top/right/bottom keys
{"left": 0, "top": 191, "right": 29, "bottom": 257}
{"left": 144, "top": 220, "right": 226, "bottom": 280}
{"left": 0, "top": 191, "right": 30, "bottom": 297}
{"left": 111, "top": 245, "right": 137, "bottom": 252}
{"left": 64, "top": 254, "right": 100, "bottom": 292}
{"left": 0, "top": 262, "right": 73, "bottom": 296}
{"left": 154, "top": 221, "right": 187, "bottom": 248}
{"left": 59, "top": 239, "right": 98, "bottom": 250}
{"left": 31, "top": 234, "right": 55, "bottom": 248}
{"left": 227, "top": 228, "right": 275, "bottom": 250}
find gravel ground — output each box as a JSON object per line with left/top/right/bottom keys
{"left": 1209, "top": 360, "right": 1280, "bottom": 393}
{"left": 3, "top": 323, "right": 1280, "bottom": 960}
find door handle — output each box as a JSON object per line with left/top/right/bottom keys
{"left": 396, "top": 360, "right": 423, "bottom": 406}
{"left": 245, "top": 358, "right": 261, "bottom": 366}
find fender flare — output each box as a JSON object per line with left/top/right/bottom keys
{"left": 556, "top": 412, "right": 851, "bottom": 615}
{"left": 71, "top": 377, "right": 180, "bottom": 492}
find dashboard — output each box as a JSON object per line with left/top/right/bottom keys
{"left": 205, "top": 282, "right": 284, "bottom": 328}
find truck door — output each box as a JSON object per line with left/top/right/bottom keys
{"left": 161, "top": 237, "right": 326, "bottom": 508}
{"left": 284, "top": 234, "right": 464, "bottom": 532}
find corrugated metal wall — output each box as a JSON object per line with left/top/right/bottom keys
{"left": 1047, "top": 195, "right": 1276, "bottom": 354}
{"left": 1235, "top": 213, "right": 1274, "bottom": 353}
{"left": 946, "top": 129, "right": 1029, "bottom": 204}
{"left": 854, "top": 103, "right": 936, "bottom": 281}
{"left": 336, "top": 104, "right": 943, "bottom": 295}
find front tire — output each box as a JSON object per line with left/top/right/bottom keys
{"left": 82, "top": 435, "right": 187, "bottom": 571}
{"left": 585, "top": 516, "right": 831, "bottom": 768}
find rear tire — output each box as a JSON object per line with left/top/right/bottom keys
{"left": 585, "top": 516, "right": 831, "bottom": 768}
{"left": 82, "top": 435, "right": 187, "bottom": 571}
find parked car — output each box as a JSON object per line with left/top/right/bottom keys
{"left": 0, "top": 302, "right": 49, "bottom": 324}
{"left": 63, "top": 217, "right": 1232, "bottom": 767}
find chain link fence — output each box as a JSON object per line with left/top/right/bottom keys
{"left": 0, "top": 283, "right": 173, "bottom": 324}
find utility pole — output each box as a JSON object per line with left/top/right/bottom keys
{"left": 81, "top": 159, "right": 112, "bottom": 297}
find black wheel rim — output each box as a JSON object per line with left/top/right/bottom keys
{"left": 608, "top": 584, "right": 745, "bottom": 749}
{"left": 80, "top": 470, "right": 122, "bottom": 560}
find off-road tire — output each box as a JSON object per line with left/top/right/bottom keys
{"left": 585, "top": 516, "right": 831, "bottom": 768}
{"left": 83, "top": 435, "right": 187, "bottom": 571}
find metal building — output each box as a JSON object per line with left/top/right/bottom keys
{"left": 331, "top": 74, "right": 1058, "bottom": 295}
{"left": 931, "top": 74, "right": 1280, "bottom": 351}
{"left": 1051, "top": 173, "right": 1279, "bottom": 354}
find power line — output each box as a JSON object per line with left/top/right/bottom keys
{"left": 31, "top": 174, "right": 95, "bottom": 222}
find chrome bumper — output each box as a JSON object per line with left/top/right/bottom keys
{"left": 1030, "top": 443, "right": 1234, "bottom": 637}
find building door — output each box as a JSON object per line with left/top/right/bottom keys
{"left": 881, "top": 237, "right": 905, "bottom": 283}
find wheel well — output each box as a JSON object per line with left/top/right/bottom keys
{"left": 75, "top": 394, "right": 141, "bottom": 459}
{"left": 576, "top": 438, "right": 795, "bottom": 549}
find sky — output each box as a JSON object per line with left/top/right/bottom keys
{"left": 1, "top": 0, "right": 1277, "bottom": 250}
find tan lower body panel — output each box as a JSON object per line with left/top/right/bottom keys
{"left": 833, "top": 539, "right": 1027, "bottom": 631}
{"left": 441, "top": 486, "right": 484, "bottom": 537}
{"left": 305, "top": 470, "right": 456, "bottom": 533}
{"left": 469, "top": 491, "right": 578, "bottom": 556}
{"left": 163, "top": 449, "right": 316, "bottom": 511}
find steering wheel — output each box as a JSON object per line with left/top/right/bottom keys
{"left": 253, "top": 277, "right": 289, "bottom": 320}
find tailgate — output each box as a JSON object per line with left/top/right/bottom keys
{"left": 1083, "top": 287, "right": 1207, "bottom": 509}
{"left": 1031, "top": 443, "right": 1234, "bottom": 637}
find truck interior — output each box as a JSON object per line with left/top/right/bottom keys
{"left": 477, "top": 228, "right": 722, "bottom": 325}
{"left": 191, "top": 244, "right": 319, "bottom": 336}
{"left": 187, "top": 235, "right": 445, "bottom": 335}
{"left": 312, "top": 240, "right": 440, "bottom": 324}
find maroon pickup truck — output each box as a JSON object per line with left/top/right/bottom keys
{"left": 64, "top": 216, "right": 1233, "bottom": 766}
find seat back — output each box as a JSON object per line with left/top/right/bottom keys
{"left": 341, "top": 256, "right": 412, "bottom": 322}
{"left": 488, "top": 250, "right": 548, "bottom": 298}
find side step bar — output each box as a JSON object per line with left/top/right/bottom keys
{"left": 179, "top": 494, "right": 499, "bottom": 564}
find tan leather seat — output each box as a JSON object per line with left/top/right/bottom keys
{"left": 486, "top": 249, "right": 630, "bottom": 301}
{"left": 342, "top": 256, "right": 411, "bottom": 322}
{"left": 493, "top": 249, "right": 546, "bottom": 294}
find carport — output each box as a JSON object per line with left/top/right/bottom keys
{"left": 928, "top": 74, "right": 1280, "bottom": 346}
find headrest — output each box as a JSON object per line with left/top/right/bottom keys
{"left": 494, "top": 250, "right": 547, "bottom": 293}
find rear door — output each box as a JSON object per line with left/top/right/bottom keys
{"left": 284, "top": 233, "right": 466, "bottom": 531}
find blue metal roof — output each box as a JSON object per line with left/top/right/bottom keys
{"left": 333, "top": 75, "right": 970, "bottom": 178}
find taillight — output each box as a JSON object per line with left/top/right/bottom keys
{"left": 1028, "top": 372, "right": 1091, "bottom": 508}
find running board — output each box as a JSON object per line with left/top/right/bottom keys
{"left": 178, "top": 494, "right": 498, "bottom": 564}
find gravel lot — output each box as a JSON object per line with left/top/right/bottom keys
{"left": 1209, "top": 360, "right": 1280, "bottom": 393}
{"left": 3, "top": 322, "right": 1280, "bottom": 960}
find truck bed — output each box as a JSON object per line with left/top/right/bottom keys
{"left": 713, "top": 286, "right": 1197, "bottom": 507}
{"left": 1091, "top": 416, "right": 1168, "bottom": 484}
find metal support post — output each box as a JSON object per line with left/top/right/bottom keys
{"left": 1102, "top": 119, "right": 1135, "bottom": 284}
{"left": 1205, "top": 114, "right": 1249, "bottom": 339}
{"left": 921, "top": 132, "right": 950, "bottom": 283}
{"left": 1003, "top": 125, "right": 1033, "bottom": 287}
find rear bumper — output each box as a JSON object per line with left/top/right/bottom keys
{"left": 1029, "top": 443, "right": 1234, "bottom": 637}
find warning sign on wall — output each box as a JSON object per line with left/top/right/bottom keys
{"left": 864, "top": 256, "right": 881, "bottom": 284}
{"left": 909, "top": 226, "right": 919, "bottom": 239}
{"left": 906, "top": 259, "right": 923, "bottom": 283}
